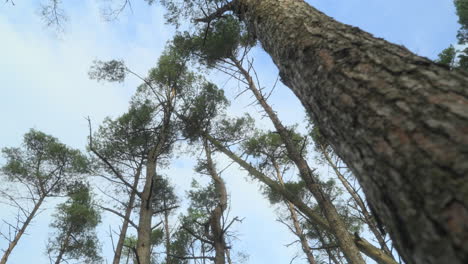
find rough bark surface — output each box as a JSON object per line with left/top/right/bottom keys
{"left": 232, "top": 0, "right": 468, "bottom": 263}
{"left": 322, "top": 148, "right": 392, "bottom": 257}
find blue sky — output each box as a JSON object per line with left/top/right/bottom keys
{"left": 0, "top": 0, "right": 460, "bottom": 263}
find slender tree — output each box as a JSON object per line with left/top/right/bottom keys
{"left": 87, "top": 100, "right": 154, "bottom": 264}
{"left": 46, "top": 182, "right": 102, "bottom": 264}
{"left": 243, "top": 132, "right": 317, "bottom": 264}
{"left": 0, "top": 129, "right": 88, "bottom": 264}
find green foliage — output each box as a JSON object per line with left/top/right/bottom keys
{"left": 264, "top": 180, "right": 308, "bottom": 204}
{"left": 92, "top": 99, "right": 159, "bottom": 164}
{"left": 436, "top": 45, "right": 457, "bottom": 66}
{"left": 173, "top": 16, "right": 256, "bottom": 67}
{"left": 47, "top": 182, "right": 102, "bottom": 263}
{"left": 455, "top": 0, "right": 468, "bottom": 43}
{"left": 458, "top": 47, "right": 468, "bottom": 70}
{"left": 213, "top": 114, "right": 255, "bottom": 143}
{"left": 455, "top": 0, "right": 468, "bottom": 27}
{"left": 88, "top": 60, "right": 127, "bottom": 82}
{"left": 187, "top": 179, "right": 219, "bottom": 212}
{"left": 148, "top": 47, "right": 194, "bottom": 95}
{"left": 152, "top": 174, "right": 178, "bottom": 213}
{"left": 181, "top": 82, "right": 229, "bottom": 141}
{"left": 1, "top": 129, "right": 88, "bottom": 196}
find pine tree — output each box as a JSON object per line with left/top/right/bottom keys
{"left": 47, "top": 182, "right": 102, "bottom": 264}
{"left": 0, "top": 129, "right": 88, "bottom": 264}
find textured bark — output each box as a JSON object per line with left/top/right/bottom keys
{"left": 0, "top": 195, "right": 46, "bottom": 264}
{"left": 205, "top": 133, "right": 397, "bottom": 264}
{"left": 230, "top": 0, "right": 468, "bottom": 263}
{"left": 231, "top": 56, "right": 364, "bottom": 264}
{"left": 204, "top": 140, "right": 228, "bottom": 264}
{"left": 113, "top": 167, "right": 142, "bottom": 264}
{"left": 273, "top": 160, "right": 316, "bottom": 264}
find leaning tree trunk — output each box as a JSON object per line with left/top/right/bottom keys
{"left": 227, "top": 0, "right": 468, "bottom": 263}
{"left": 272, "top": 160, "right": 317, "bottom": 264}
{"left": 231, "top": 56, "right": 364, "bottom": 264}
{"left": 113, "top": 167, "right": 141, "bottom": 264}
{"left": 205, "top": 133, "right": 397, "bottom": 264}
{"left": 204, "top": 140, "right": 228, "bottom": 264}
{"left": 0, "top": 195, "right": 46, "bottom": 264}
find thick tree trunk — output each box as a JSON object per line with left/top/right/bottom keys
{"left": 0, "top": 195, "right": 46, "bottom": 264}
{"left": 204, "top": 140, "right": 228, "bottom": 264}
{"left": 231, "top": 0, "right": 468, "bottom": 263}
{"left": 231, "top": 56, "right": 364, "bottom": 264}
{"left": 113, "top": 167, "right": 142, "bottom": 264}
{"left": 205, "top": 133, "right": 397, "bottom": 264}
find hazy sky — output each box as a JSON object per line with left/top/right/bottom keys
{"left": 0, "top": 1, "right": 459, "bottom": 263}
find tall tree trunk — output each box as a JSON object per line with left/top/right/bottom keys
{"left": 136, "top": 108, "right": 172, "bottom": 264}
{"left": 164, "top": 201, "right": 171, "bottom": 264}
{"left": 272, "top": 160, "right": 316, "bottom": 264}
{"left": 230, "top": 56, "right": 364, "bottom": 264}
{"left": 204, "top": 140, "right": 228, "bottom": 264}
{"left": 0, "top": 195, "right": 46, "bottom": 264}
{"left": 227, "top": 0, "right": 468, "bottom": 263}
{"left": 136, "top": 158, "right": 156, "bottom": 264}
{"left": 205, "top": 133, "right": 397, "bottom": 264}
{"left": 113, "top": 167, "right": 142, "bottom": 264}
{"left": 195, "top": 0, "right": 468, "bottom": 262}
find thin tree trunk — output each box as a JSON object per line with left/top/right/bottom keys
{"left": 230, "top": 56, "right": 364, "bottom": 264}
{"left": 321, "top": 147, "right": 393, "bottom": 257}
{"left": 227, "top": 0, "right": 468, "bottom": 263}
{"left": 272, "top": 160, "right": 316, "bottom": 264}
{"left": 314, "top": 226, "right": 342, "bottom": 264}
{"left": 113, "top": 167, "right": 142, "bottom": 264}
{"left": 204, "top": 140, "right": 228, "bottom": 264}
{"left": 0, "top": 195, "right": 46, "bottom": 264}
{"left": 205, "top": 133, "right": 397, "bottom": 264}
{"left": 164, "top": 202, "right": 171, "bottom": 264}
{"left": 54, "top": 226, "right": 73, "bottom": 264}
